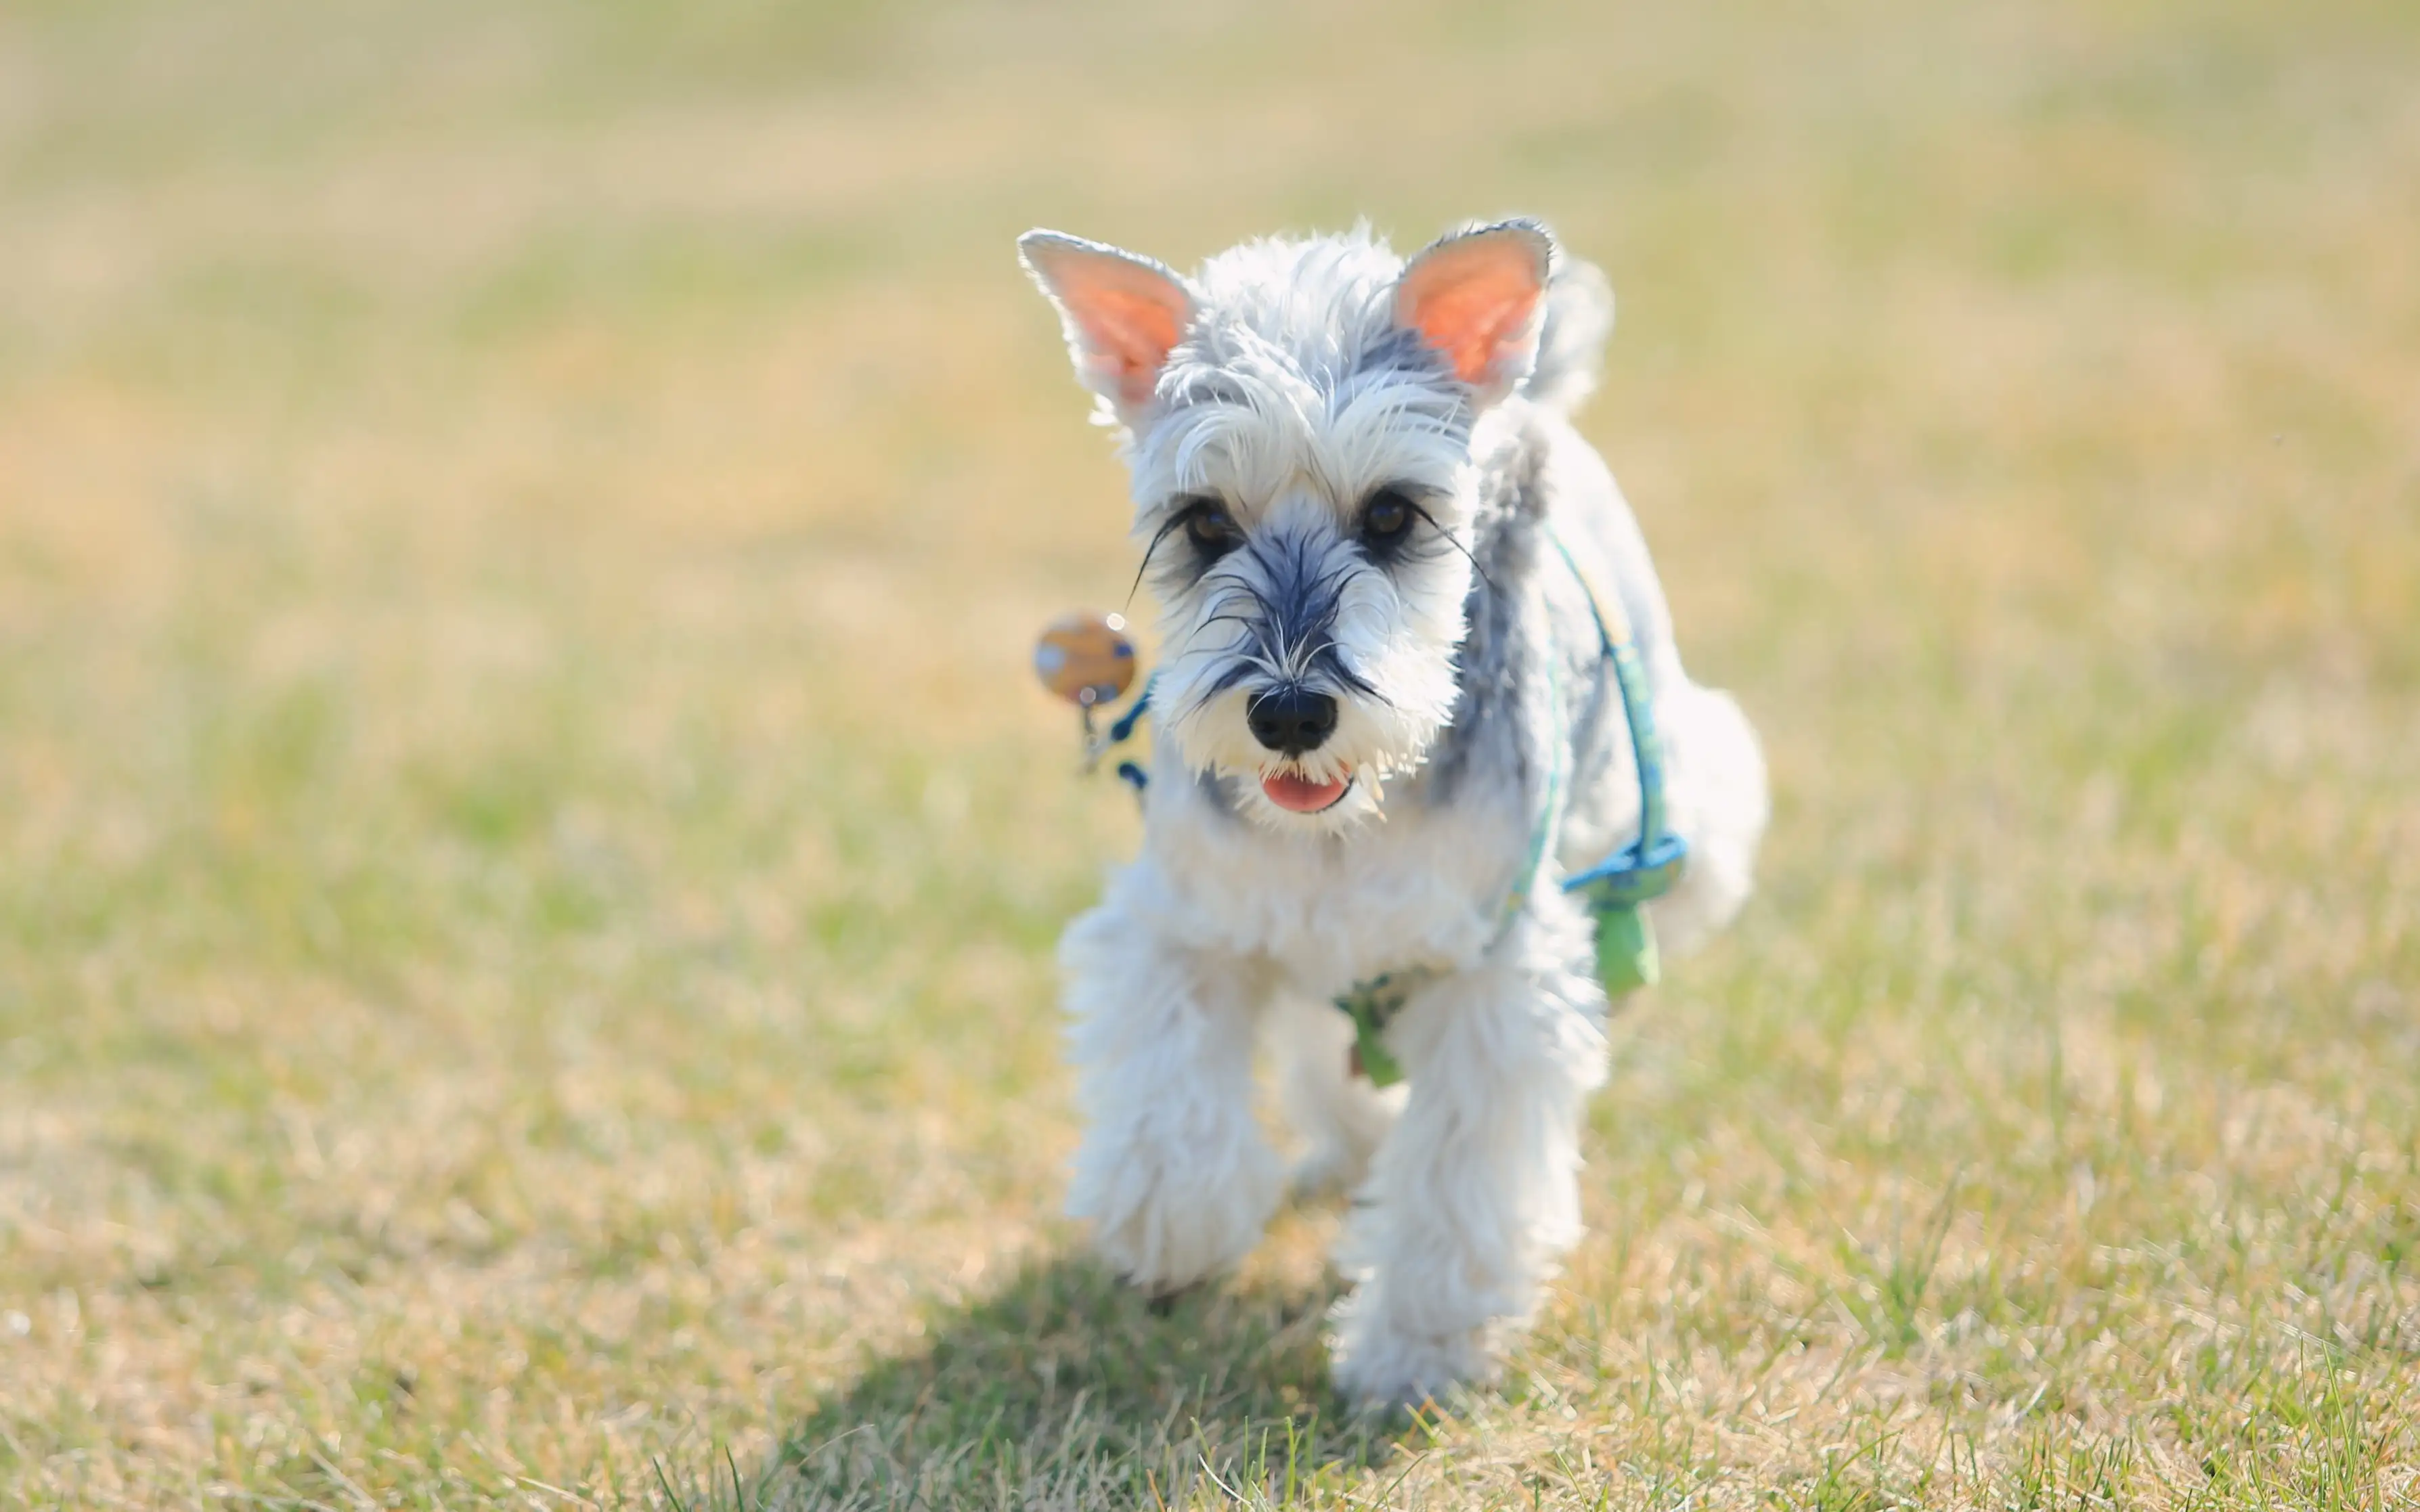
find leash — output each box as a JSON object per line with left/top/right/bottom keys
{"left": 1095, "top": 678, "right": 1153, "bottom": 796}
{"left": 1049, "top": 522, "right": 1688, "bottom": 1086}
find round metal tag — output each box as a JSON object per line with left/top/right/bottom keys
{"left": 1034, "top": 612, "right": 1138, "bottom": 707}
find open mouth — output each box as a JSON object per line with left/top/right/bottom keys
{"left": 1260, "top": 768, "right": 1353, "bottom": 814}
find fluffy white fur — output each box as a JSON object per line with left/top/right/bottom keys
{"left": 1021, "top": 219, "right": 1769, "bottom": 1407}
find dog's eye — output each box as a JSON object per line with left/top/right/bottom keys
{"left": 1185, "top": 502, "right": 1243, "bottom": 555}
{"left": 1361, "top": 490, "right": 1416, "bottom": 548}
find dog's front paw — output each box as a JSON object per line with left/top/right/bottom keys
{"left": 1328, "top": 1298, "right": 1496, "bottom": 1412}
{"left": 1069, "top": 1122, "right": 1282, "bottom": 1294}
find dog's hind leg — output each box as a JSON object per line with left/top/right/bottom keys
{"left": 1325, "top": 898, "right": 1608, "bottom": 1408}
{"left": 1271, "top": 990, "right": 1405, "bottom": 1203}
{"left": 1059, "top": 866, "right": 1284, "bottom": 1295}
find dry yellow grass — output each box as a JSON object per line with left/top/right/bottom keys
{"left": 2, "top": 0, "right": 2417, "bottom": 1506}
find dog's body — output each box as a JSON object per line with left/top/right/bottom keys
{"left": 1021, "top": 221, "right": 1768, "bottom": 1406}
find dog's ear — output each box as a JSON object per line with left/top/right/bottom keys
{"left": 1394, "top": 220, "right": 1555, "bottom": 407}
{"left": 1018, "top": 231, "right": 1195, "bottom": 420}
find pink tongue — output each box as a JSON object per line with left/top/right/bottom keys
{"left": 1262, "top": 770, "right": 1350, "bottom": 813}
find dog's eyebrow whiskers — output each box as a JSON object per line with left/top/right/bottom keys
{"left": 1406, "top": 499, "right": 1494, "bottom": 594}
{"left": 1125, "top": 514, "right": 1196, "bottom": 610}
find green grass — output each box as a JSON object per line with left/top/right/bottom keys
{"left": 3, "top": 0, "right": 2417, "bottom": 1505}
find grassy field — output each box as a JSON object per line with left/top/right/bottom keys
{"left": 3, "top": 0, "right": 2417, "bottom": 1506}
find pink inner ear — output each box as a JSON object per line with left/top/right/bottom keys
{"left": 1076, "top": 289, "right": 1183, "bottom": 396}
{"left": 1399, "top": 241, "right": 1545, "bottom": 388}
{"left": 1057, "top": 265, "right": 1189, "bottom": 409}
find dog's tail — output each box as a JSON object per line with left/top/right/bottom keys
{"left": 1522, "top": 257, "right": 1615, "bottom": 417}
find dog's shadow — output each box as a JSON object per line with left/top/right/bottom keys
{"left": 760, "top": 1253, "right": 1417, "bottom": 1507}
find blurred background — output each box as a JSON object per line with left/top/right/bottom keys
{"left": 2, "top": 1, "right": 2415, "bottom": 1506}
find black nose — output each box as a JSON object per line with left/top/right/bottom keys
{"left": 1247, "top": 688, "right": 1338, "bottom": 755}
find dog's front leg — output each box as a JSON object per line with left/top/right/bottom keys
{"left": 1328, "top": 904, "right": 1609, "bottom": 1408}
{"left": 1059, "top": 874, "right": 1282, "bottom": 1295}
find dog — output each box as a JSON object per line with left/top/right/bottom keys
{"left": 1017, "top": 219, "right": 1769, "bottom": 1407}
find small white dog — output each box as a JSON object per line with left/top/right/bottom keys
{"left": 1018, "top": 219, "right": 1769, "bottom": 1407}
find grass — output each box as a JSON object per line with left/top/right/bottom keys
{"left": 2, "top": 0, "right": 2417, "bottom": 1505}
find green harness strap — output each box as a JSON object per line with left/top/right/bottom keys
{"left": 1545, "top": 528, "right": 1690, "bottom": 992}
{"left": 1336, "top": 523, "right": 1689, "bottom": 1086}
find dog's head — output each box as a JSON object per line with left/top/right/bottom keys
{"left": 1020, "top": 221, "right": 1571, "bottom": 832}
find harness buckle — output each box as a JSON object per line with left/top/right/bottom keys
{"left": 1563, "top": 832, "right": 1689, "bottom": 911}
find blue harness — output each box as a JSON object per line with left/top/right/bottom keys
{"left": 1096, "top": 522, "right": 1687, "bottom": 1086}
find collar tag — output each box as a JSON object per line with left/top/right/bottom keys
{"left": 1336, "top": 971, "right": 1428, "bottom": 1088}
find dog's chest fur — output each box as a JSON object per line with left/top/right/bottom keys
{"left": 1135, "top": 763, "right": 1531, "bottom": 996}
